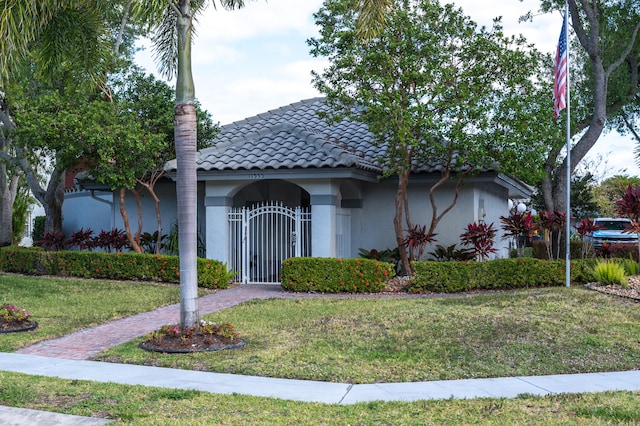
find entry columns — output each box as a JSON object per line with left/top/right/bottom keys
{"left": 310, "top": 194, "right": 338, "bottom": 258}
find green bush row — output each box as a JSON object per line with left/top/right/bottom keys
{"left": 281, "top": 257, "right": 395, "bottom": 293}
{"left": 531, "top": 240, "right": 584, "bottom": 260}
{"left": 409, "top": 258, "right": 597, "bottom": 293}
{"left": 0, "top": 247, "right": 235, "bottom": 289}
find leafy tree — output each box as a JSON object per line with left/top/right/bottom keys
{"left": 593, "top": 175, "right": 640, "bottom": 217}
{"left": 86, "top": 70, "right": 218, "bottom": 253}
{"left": 0, "top": 1, "right": 146, "bottom": 237}
{"left": 309, "top": 0, "right": 550, "bottom": 274}
{"left": 569, "top": 172, "right": 600, "bottom": 220}
{"left": 533, "top": 0, "right": 640, "bottom": 213}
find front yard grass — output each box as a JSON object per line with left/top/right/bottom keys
{"left": 2, "top": 274, "right": 640, "bottom": 423}
{"left": 0, "top": 371, "right": 639, "bottom": 425}
{"left": 99, "top": 287, "right": 640, "bottom": 384}
{"left": 0, "top": 274, "right": 187, "bottom": 352}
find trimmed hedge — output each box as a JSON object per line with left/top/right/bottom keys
{"left": 281, "top": 257, "right": 395, "bottom": 293}
{"left": 0, "top": 247, "right": 234, "bottom": 289}
{"left": 532, "top": 240, "right": 584, "bottom": 260}
{"left": 409, "top": 258, "right": 597, "bottom": 293}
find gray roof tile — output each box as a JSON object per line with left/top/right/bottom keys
{"left": 165, "top": 98, "right": 382, "bottom": 173}
{"left": 164, "top": 97, "right": 493, "bottom": 176}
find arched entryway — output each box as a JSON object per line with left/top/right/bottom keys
{"left": 228, "top": 180, "right": 311, "bottom": 284}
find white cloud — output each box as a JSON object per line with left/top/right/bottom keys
{"left": 194, "top": 0, "right": 323, "bottom": 43}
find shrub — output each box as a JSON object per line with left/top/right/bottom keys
{"left": 32, "top": 216, "right": 45, "bottom": 245}
{"left": 409, "top": 258, "right": 596, "bottom": 293}
{"left": 0, "top": 247, "right": 41, "bottom": 274}
{"left": 532, "top": 240, "right": 583, "bottom": 260}
{"left": 67, "top": 228, "right": 96, "bottom": 251}
{"left": 0, "top": 247, "right": 232, "bottom": 289}
{"left": 595, "top": 243, "right": 639, "bottom": 261}
{"left": 459, "top": 222, "right": 497, "bottom": 261}
{"left": 38, "top": 231, "right": 67, "bottom": 251}
{"left": 403, "top": 225, "right": 436, "bottom": 261}
{"left": 429, "top": 244, "right": 474, "bottom": 261}
{"left": 281, "top": 257, "right": 394, "bottom": 293}
{"left": 592, "top": 259, "right": 628, "bottom": 287}
{"left": 198, "top": 260, "right": 237, "bottom": 289}
{"left": 95, "top": 229, "right": 129, "bottom": 253}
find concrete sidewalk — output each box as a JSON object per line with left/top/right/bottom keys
{"left": 2, "top": 352, "right": 640, "bottom": 405}
{"left": 2, "top": 352, "right": 640, "bottom": 424}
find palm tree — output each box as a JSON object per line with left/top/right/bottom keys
{"left": 355, "top": 0, "right": 394, "bottom": 39}
{"left": 129, "top": 1, "right": 251, "bottom": 329}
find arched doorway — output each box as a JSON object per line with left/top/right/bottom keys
{"left": 228, "top": 180, "right": 311, "bottom": 284}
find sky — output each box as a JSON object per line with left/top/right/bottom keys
{"left": 134, "top": 0, "right": 640, "bottom": 180}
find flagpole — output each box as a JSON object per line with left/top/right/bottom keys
{"left": 564, "top": 1, "right": 571, "bottom": 288}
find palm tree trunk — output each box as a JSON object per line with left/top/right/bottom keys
{"left": 175, "top": 0, "right": 199, "bottom": 330}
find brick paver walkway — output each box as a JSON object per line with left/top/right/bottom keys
{"left": 16, "top": 285, "right": 287, "bottom": 360}
{"left": 16, "top": 284, "right": 432, "bottom": 360}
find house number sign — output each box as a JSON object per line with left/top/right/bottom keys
{"left": 248, "top": 173, "right": 265, "bottom": 180}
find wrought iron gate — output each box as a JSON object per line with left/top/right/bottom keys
{"left": 229, "top": 202, "right": 311, "bottom": 284}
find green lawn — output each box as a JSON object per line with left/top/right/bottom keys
{"left": 2, "top": 274, "right": 640, "bottom": 424}
{"left": 0, "top": 274, "right": 185, "bottom": 352}
{"left": 99, "top": 287, "right": 640, "bottom": 383}
{"left": 0, "top": 371, "right": 639, "bottom": 425}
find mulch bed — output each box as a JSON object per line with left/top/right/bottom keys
{"left": 0, "top": 320, "right": 38, "bottom": 334}
{"left": 139, "top": 333, "right": 245, "bottom": 354}
{"left": 584, "top": 274, "right": 640, "bottom": 302}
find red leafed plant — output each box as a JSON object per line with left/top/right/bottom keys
{"left": 536, "top": 209, "right": 566, "bottom": 260}
{"left": 499, "top": 210, "right": 538, "bottom": 257}
{"left": 403, "top": 224, "right": 437, "bottom": 261}
{"left": 615, "top": 185, "right": 640, "bottom": 260}
{"left": 575, "top": 218, "right": 601, "bottom": 259}
{"left": 460, "top": 222, "right": 497, "bottom": 261}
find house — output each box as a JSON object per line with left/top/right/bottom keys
{"left": 63, "top": 97, "right": 532, "bottom": 283}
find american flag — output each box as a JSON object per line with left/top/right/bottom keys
{"left": 553, "top": 13, "right": 568, "bottom": 118}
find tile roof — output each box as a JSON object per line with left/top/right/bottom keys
{"left": 165, "top": 97, "right": 382, "bottom": 173}
{"left": 164, "top": 97, "right": 498, "bottom": 177}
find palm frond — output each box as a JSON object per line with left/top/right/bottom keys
{"left": 355, "top": 0, "right": 394, "bottom": 40}
{"left": 0, "top": 0, "right": 68, "bottom": 78}
{"left": 33, "top": 5, "right": 112, "bottom": 88}
{"left": 151, "top": 8, "right": 178, "bottom": 80}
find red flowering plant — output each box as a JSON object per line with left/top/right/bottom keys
{"left": 460, "top": 222, "right": 497, "bottom": 261}
{"left": 575, "top": 218, "right": 602, "bottom": 259}
{"left": 499, "top": 209, "right": 538, "bottom": 257}
{"left": 615, "top": 184, "right": 640, "bottom": 261}
{"left": 403, "top": 224, "right": 437, "bottom": 261}
{"left": 143, "top": 319, "right": 241, "bottom": 350}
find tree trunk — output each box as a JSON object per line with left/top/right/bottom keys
{"left": 175, "top": 0, "right": 199, "bottom": 330}
{"left": 140, "top": 176, "right": 163, "bottom": 254}
{"left": 544, "top": 0, "right": 640, "bottom": 213}
{"left": 0, "top": 163, "right": 19, "bottom": 246}
{"left": 42, "top": 168, "right": 65, "bottom": 235}
{"left": 119, "top": 188, "right": 143, "bottom": 253}
{"left": 394, "top": 169, "right": 412, "bottom": 275}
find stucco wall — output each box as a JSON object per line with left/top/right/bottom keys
{"left": 64, "top": 177, "right": 515, "bottom": 259}
{"left": 63, "top": 190, "right": 114, "bottom": 236}
{"left": 62, "top": 181, "right": 205, "bottom": 251}
{"left": 350, "top": 178, "right": 512, "bottom": 259}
